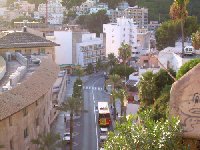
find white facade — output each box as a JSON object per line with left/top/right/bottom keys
{"left": 103, "top": 18, "right": 138, "bottom": 57}
{"left": 89, "top": 3, "right": 108, "bottom": 14}
{"left": 47, "top": 31, "right": 73, "bottom": 65}
{"left": 37, "top": 0, "right": 64, "bottom": 24}
{"left": 75, "top": 1, "right": 95, "bottom": 16}
{"left": 158, "top": 42, "right": 195, "bottom": 72}
{"left": 76, "top": 33, "right": 105, "bottom": 67}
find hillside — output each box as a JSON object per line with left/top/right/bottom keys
{"left": 137, "top": 0, "right": 200, "bottom": 22}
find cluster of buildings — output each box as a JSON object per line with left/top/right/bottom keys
{"left": 0, "top": 27, "right": 69, "bottom": 149}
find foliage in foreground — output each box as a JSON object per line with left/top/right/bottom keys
{"left": 104, "top": 110, "right": 187, "bottom": 150}
{"left": 176, "top": 58, "right": 200, "bottom": 79}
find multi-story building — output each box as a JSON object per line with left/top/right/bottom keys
{"left": 76, "top": 33, "right": 105, "bottom": 67}
{"left": 103, "top": 18, "right": 138, "bottom": 57}
{"left": 37, "top": 0, "right": 64, "bottom": 24}
{"left": 117, "top": 1, "right": 129, "bottom": 10}
{"left": 108, "top": 6, "right": 148, "bottom": 28}
{"left": 89, "top": 3, "right": 108, "bottom": 14}
{"left": 75, "top": 1, "right": 95, "bottom": 16}
{"left": 46, "top": 30, "right": 105, "bottom": 68}
{"left": 148, "top": 21, "right": 161, "bottom": 31}
{"left": 0, "top": 28, "right": 66, "bottom": 150}
{"left": 14, "top": 1, "right": 35, "bottom": 13}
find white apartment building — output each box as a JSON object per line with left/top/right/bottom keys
{"left": 103, "top": 18, "right": 138, "bottom": 57}
{"left": 89, "top": 3, "right": 108, "bottom": 14}
{"left": 37, "top": 0, "right": 64, "bottom": 24}
{"left": 117, "top": 1, "right": 129, "bottom": 10}
{"left": 108, "top": 6, "right": 148, "bottom": 28}
{"left": 75, "top": 1, "right": 95, "bottom": 16}
{"left": 47, "top": 31, "right": 105, "bottom": 67}
{"left": 76, "top": 33, "right": 105, "bottom": 67}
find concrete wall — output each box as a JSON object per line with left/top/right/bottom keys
{"left": 54, "top": 31, "right": 73, "bottom": 65}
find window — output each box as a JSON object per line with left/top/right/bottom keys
{"left": 9, "top": 116, "right": 12, "bottom": 126}
{"left": 39, "top": 48, "right": 45, "bottom": 54}
{"left": 15, "top": 50, "right": 21, "bottom": 53}
{"left": 10, "top": 139, "right": 13, "bottom": 150}
{"left": 23, "top": 108, "right": 28, "bottom": 116}
{"left": 24, "top": 128, "right": 28, "bottom": 138}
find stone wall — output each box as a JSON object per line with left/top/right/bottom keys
{"left": 170, "top": 63, "right": 200, "bottom": 148}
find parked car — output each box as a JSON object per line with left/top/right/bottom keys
{"left": 63, "top": 132, "right": 70, "bottom": 144}
{"left": 99, "top": 127, "right": 108, "bottom": 148}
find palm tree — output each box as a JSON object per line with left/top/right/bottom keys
{"left": 170, "top": 0, "right": 190, "bottom": 56}
{"left": 108, "top": 53, "right": 117, "bottom": 68}
{"left": 118, "top": 43, "right": 132, "bottom": 65}
{"left": 118, "top": 43, "right": 132, "bottom": 82}
{"left": 116, "top": 89, "right": 127, "bottom": 117}
{"left": 110, "top": 89, "right": 118, "bottom": 121}
{"left": 108, "top": 74, "right": 121, "bottom": 90}
{"left": 31, "top": 132, "right": 60, "bottom": 150}
{"left": 58, "top": 97, "right": 82, "bottom": 150}
{"left": 74, "top": 67, "right": 84, "bottom": 79}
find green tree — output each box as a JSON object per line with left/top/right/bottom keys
{"left": 192, "top": 29, "right": 200, "bottom": 50}
{"left": 62, "top": 0, "right": 86, "bottom": 9}
{"left": 109, "top": 74, "right": 121, "bottom": 120}
{"left": 138, "top": 71, "right": 158, "bottom": 106}
{"left": 110, "top": 64, "right": 135, "bottom": 78}
{"left": 118, "top": 43, "right": 132, "bottom": 65}
{"left": 72, "top": 78, "right": 83, "bottom": 99}
{"left": 107, "top": 53, "right": 117, "bottom": 68}
{"left": 77, "top": 10, "right": 109, "bottom": 35}
{"left": 58, "top": 97, "right": 82, "bottom": 150}
{"left": 73, "top": 67, "right": 84, "bottom": 79}
{"left": 154, "top": 69, "right": 176, "bottom": 96}
{"left": 116, "top": 89, "right": 127, "bottom": 117}
{"left": 170, "top": 0, "right": 190, "bottom": 56}
{"left": 31, "top": 132, "right": 61, "bottom": 150}
{"left": 155, "top": 21, "right": 178, "bottom": 50}
{"left": 104, "top": 110, "right": 186, "bottom": 150}
{"left": 86, "top": 63, "right": 94, "bottom": 74}
{"left": 96, "top": 58, "right": 102, "bottom": 72}
{"left": 176, "top": 58, "right": 200, "bottom": 79}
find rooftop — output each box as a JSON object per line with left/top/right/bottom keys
{"left": 0, "top": 31, "right": 59, "bottom": 49}
{"left": 0, "top": 58, "right": 59, "bottom": 121}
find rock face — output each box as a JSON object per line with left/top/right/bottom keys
{"left": 170, "top": 63, "right": 200, "bottom": 139}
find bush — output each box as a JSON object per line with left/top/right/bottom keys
{"left": 176, "top": 58, "right": 200, "bottom": 79}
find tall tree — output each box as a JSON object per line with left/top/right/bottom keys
{"left": 96, "top": 58, "right": 102, "bottom": 72}
{"left": 58, "top": 97, "right": 82, "bottom": 150}
{"left": 107, "top": 53, "right": 117, "bottom": 68}
{"left": 74, "top": 67, "right": 84, "bottom": 79}
{"left": 31, "top": 132, "right": 60, "bottom": 150}
{"left": 192, "top": 29, "right": 200, "bottom": 50}
{"left": 118, "top": 43, "right": 132, "bottom": 65}
{"left": 86, "top": 63, "right": 94, "bottom": 74}
{"left": 138, "top": 71, "right": 158, "bottom": 106}
{"left": 109, "top": 74, "right": 121, "bottom": 120}
{"left": 170, "top": 0, "right": 190, "bottom": 56}
{"left": 110, "top": 89, "right": 118, "bottom": 121}
{"left": 116, "top": 89, "right": 127, "bottom": 117}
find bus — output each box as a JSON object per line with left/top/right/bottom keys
{"left": 98, "top": 102, "right": 111, "bottom": 126}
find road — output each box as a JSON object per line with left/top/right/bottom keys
{"left": 81, "top": 72, "right": 110, "bottom": 150}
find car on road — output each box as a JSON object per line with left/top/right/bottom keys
{"left": 99, "top": 127, "right": 108, "bottom": 148}
{"left": 63, "top": 132, "right": 70, "bottom": 144}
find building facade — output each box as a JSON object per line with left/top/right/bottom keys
{"left": 37, "top": 0, "right": 64, "bottom": 24}
{"left": 0, "top": 58, "right": 59, "bottom": 150}
{"left": 103, "top": 18, "right": 138, "bottom": 57}
{"left": 108, "top": 6, "right": 148, "bottom": 28}
{"left": 76, "top": 33, "right": 105, "bottom": 67}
